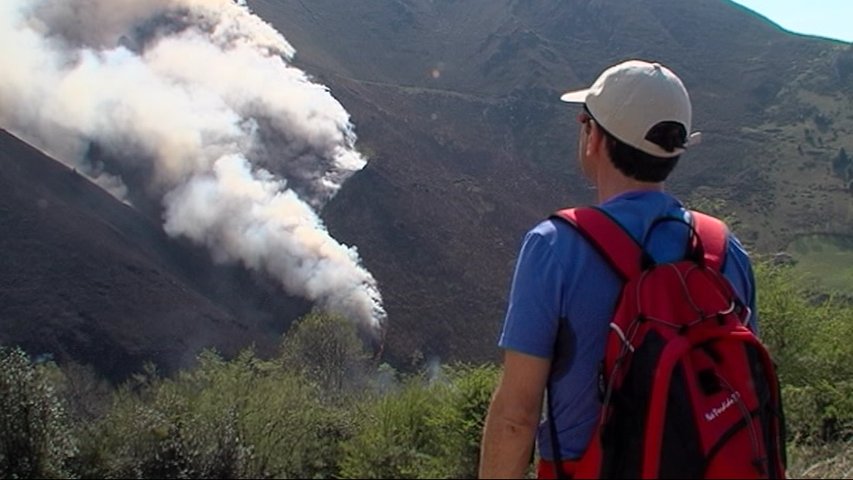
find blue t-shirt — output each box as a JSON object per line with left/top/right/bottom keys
{"left": 498, "top": 190, "right": 757, "bottom": 461}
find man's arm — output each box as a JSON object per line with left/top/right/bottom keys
{"left": 479, "top": 349, "right": 551, "bottom": 479}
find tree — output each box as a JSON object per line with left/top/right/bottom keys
{"left": 280, "top": 311, "right": 372, "bottom": 394}
{"left": 832, "top": 147, "right": 850, "bottom": 181}
{"left": 833, "top": 46, "right": 853, "bottom": 82}
{"left": 0, "top": 347, "right": 77, "bottom": 478}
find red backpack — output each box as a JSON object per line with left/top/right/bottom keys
{"left": 545, "top": 207, "right": 786, "bottom": 479}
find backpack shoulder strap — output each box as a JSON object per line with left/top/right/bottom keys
{"left": 690, "top": 211, "right": 729, "bottom": 271}
{"left": 551, "top": 207, "right": 642, "bottom": 281}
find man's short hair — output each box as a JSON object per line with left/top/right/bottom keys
{"left": 603, "top": 121, "right": 686, "bottom": 182}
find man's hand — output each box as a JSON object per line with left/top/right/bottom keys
{"left": 479, "top": 349, "right": 551, "bottom": 478}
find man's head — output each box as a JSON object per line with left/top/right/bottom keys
{"left": 562, "top": 60, "right": 700, "bottom": 183}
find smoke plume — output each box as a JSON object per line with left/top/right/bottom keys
{"left": 0, "top": 0, "right": 386, "bottom": 334}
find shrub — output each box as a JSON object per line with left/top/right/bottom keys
{"left": 78, "top": 349, "right": 355, "bottom": 479}
{"left": 74, "top": 359, "right": 247, "bottom": 479}
{"left": 339, "top": 363, "right": 499, "bottom": 479}
{"left": 428, "top": 363, "right": 500, "bottom": 478}
{"left": 229, "top": 352, "right": 355, "bottom": 479}
{"left": 340, "top": 376, "right": 443, "bottom": 479}
{"left": 756, "top": 262, "right": 853, "bottom": 442}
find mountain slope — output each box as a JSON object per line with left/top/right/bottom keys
{"left": 0, "top": 130, "right": 304, "bottom": 379}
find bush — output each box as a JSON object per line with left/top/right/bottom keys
{"left": 0, "top": 347, "right": 77, "bottom": 479}
{"left": 428, "top": 363, "right": 500, "bottom": 478}
{"left": 340, "top": 376, "right": 443, "bottom": 479}
{"left": 228, "top": 352, "right": 355, "bottom": 479}
{"left": 78, "top": 349, "right": 356, "bottom": 479}
{"left": 75, "top": 360, "right": 247, "bottom": 479}
{"left": 339, "top": 363, "right": 499, "bottom": 479}
{"left": 756, "top": 262, "right": 853, "bottom": 442}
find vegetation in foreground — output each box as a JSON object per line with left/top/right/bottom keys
{"left": 1, "top": 261, "right": 851, "bottom": 479}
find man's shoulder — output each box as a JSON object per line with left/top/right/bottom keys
{"left": 527, "top": 213, "right": 578, "bottom": 237}
{"left": 517, "top": 216, "right": 602, "bottom": 273}
{"left": 526, "top": 215, "right": 592, "bottom": 250}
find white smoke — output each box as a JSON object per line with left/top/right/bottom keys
{"left": 0, "top": 0, "right": 386, "bottom": 334}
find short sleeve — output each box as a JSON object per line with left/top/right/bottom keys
{"left": 724, "top": 234, "right": 760, "bottom": 335}
{"left": 498, "top": 226, "right": 565, "bottom": 358}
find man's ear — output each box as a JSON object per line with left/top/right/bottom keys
{"left": 586, "top": 120, "right": 605, "bottom": 157}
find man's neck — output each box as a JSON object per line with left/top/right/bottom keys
{"left": 595, "top": 176, "right": 664, "bottom": 204}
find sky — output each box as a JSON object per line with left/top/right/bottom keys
{"left": 731, "top": 0, "right": 853, "bottom": 43}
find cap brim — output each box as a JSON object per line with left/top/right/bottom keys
{"left": 560, "top": 88, "right": 589, "bottom": 103}
{"left": 687, "top": 131, "right": 702, "bottom": 147}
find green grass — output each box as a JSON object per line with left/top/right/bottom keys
{"left": 788, "top": 234, "right": 853, "bottom": 293}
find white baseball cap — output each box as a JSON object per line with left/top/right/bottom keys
{"left": 561, "top": 60, "right": 701, "bottom": 158}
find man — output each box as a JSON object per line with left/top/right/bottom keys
{"left": 479, "top": 60, "right": 758, "bottom": 478}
